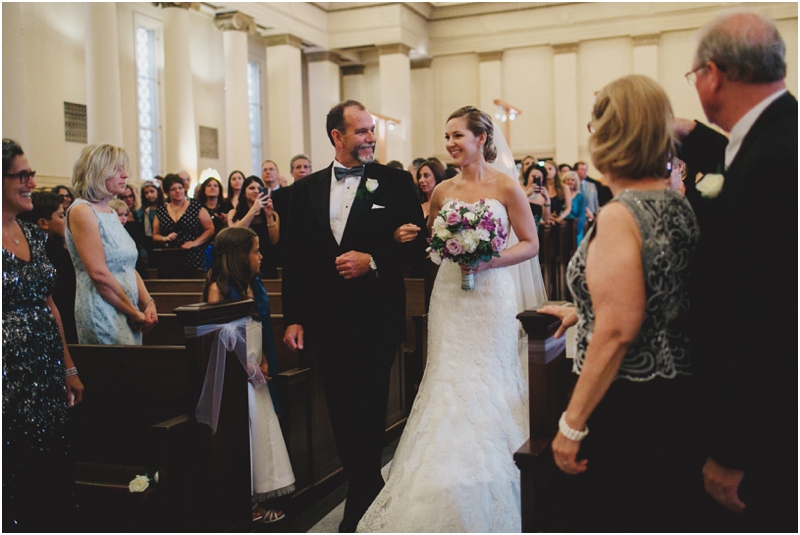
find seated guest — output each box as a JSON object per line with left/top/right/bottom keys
{"left": 51, "top": 184, "right": 75, "bottom": 211}
{"left": 558, "top": 163, "right": 572, "bottom": 176}
{"left": 226, "top": 170, "right": 245, "bottom": 210}
{"left": 227, "top": 176, "right": 279, "bottom": 278}
{"left": 407, "top": 157, "right": 426, "bottom": 186}
{"left": 66, "top": 143, "right": 158, "bottom": 345}
{"left": 386, "top": 160, "right": 404, "bottom": 170}
{"left": 17, "top": 191, "right": 78, "bottom": 344}
{"left": 416, "top": 158, "right": 446, "bottom": 219}
{"left": 197, "top": 176, "right": 229, "bottom": 236}
{"left": 518, "top": 155, "right": 537, "bottom": 187}
{"left": 523, "top": 165, "right": 552, "bottom": 227}
{"left": 539, "top": 74, "right": 700, "bottom": 532}
{"left": 152, "top": 173, "right": 215, "bottom": 273}
{"left": 563, "top": 170, "right": 587, "bottom": 244}
{"left": 119, "top": 185, "right": 141, "bottom": 222}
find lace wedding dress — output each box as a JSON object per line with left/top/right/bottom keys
{"left": 357, "top": 199, "right": 529, "bottom": 533}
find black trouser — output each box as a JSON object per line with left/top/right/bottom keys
{"left": 315, "top": 342, "right": 396, "bottom": 531}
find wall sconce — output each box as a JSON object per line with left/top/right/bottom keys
{"left": 493, "top": 99, "right": 522, "bottom": 144}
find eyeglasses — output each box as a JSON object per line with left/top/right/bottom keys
{"left": 4, "top": 170, "right": 36, "bottom": 184}
{"left": 120, "top": 194, "right": 135, "bottom": 200}
{"left": 685, "top": 65, "right": 706, "bottom": 86}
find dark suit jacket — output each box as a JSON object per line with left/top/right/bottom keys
{"left": 679, "top": 92, "right": 797, "bottom": 475}
{"left": 585, "top": 176, "right": 612, "bottom": 206}
{"left": 270, "top": 185, "right": 293, "bottom": 267}
{"left": 282, "top": 163, "right": 426, "bottom": 350}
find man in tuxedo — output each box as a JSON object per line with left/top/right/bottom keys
{"left": 282, "top": 100, "right": 425, "bottom": 532}
{"left": 677, "top": 12, "right": 797, "bottom": 532}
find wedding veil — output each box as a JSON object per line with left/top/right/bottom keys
{"left": 489, "top": 124, "right": 548, "bottom": 313}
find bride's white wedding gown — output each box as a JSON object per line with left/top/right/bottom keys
{"left": 357, "top": 199, "right": 529, "bottom": 533}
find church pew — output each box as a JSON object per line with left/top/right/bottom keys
{"left": 142, "top": 314, "right": 184, "bottom": 346}
{"left": 67, "top": 343, "right": 192, "bottom": 531}
{"left": 145, "top": 278, "right": 282, "bottom": 294}
{"left": 148, "top": 291, "right": 283, "bottom": 314}
{"left": 514, "top": 304, "right": 576, "bottom": 532}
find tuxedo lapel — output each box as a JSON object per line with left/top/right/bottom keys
{"left": 309, "top": 165, "right": 338, "bottom": 247}
{"left": 340, "top": 166, "right": 379, "bottom": 247}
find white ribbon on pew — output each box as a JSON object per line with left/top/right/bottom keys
{"left": 193, "top": 316, "right": 267, "bottom": 433}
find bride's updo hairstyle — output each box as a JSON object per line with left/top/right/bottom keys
{"left": 447, "top": 106, "right": 497, "bottom": 163}
{"left": 589, "top": 75, "right": 675, "bottom": 180}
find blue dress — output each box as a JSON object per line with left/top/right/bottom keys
{"left": 566, "top": 190, "right": 587, "bottom": 245}
{"left": 66, "top": 199, "right": 141, "bottom": 345}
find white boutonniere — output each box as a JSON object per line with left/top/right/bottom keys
{"left": 696, "top": 166, "right": 725, "bottom": 198}
{"left": 129, "top": 471, "right": 158, "bottom": 493}
{"left": 356, "top": 178, "right": 379, "bottom": 200}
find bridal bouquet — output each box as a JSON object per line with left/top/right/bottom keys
{"left": 427, "top": 199, "right": 507, "bottom": 291}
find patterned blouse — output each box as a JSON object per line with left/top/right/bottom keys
{"left": 567, "top": 189, "right": 700, "bottom": 382}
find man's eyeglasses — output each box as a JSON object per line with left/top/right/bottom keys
{"left": 4, "top": 170, "right": 36, "bottom": 184}
{"left": 685, "top": 65, "right": 706, "bottom": 86}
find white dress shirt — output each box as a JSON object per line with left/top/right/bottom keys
{"left": 725, "top": 88, "right": 786, "bottom": 170}
{"left": 330, "top": 161, "right": 361, "bottom": 245}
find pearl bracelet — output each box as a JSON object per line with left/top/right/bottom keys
{"left": 559, "top": 411, "right": 589, "bottom": 441}
{"left": 65, "top": 367, "right": 78, "bottom": 377}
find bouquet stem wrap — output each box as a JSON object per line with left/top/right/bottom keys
{"left": 190, "top": 316, "right": 266, "bottom": 433}
{"left": 461, "top": 272, "right": 475, "bottom": 291}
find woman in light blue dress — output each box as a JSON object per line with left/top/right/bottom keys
{"left": 65, "top": 144, "right": 158, "bottom": 345}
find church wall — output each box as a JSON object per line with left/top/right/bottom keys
{"left": 430, "top": 53, "right": 480, "bottom": 162}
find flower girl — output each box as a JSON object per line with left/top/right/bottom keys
{"left": 203, "top": 227, "right": 295, "bottom": 523}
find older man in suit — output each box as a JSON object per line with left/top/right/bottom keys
{"left": 677, "top": 12, "right": 797, "bottom": 532}
{"left": 282, "top": 100, "right": 425, "bottom": 532}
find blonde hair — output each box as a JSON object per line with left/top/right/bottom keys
{"left": 72, "top": 144, "right": 130, "bottom": 202}
{"left": 589, "top": 75, "right": 675, "bottom": 180}
{"left": 108, "top": 198, "right": 129, "bottom": 216}
{"left": 447, "top": 106, "right": 497, "bottom": 163}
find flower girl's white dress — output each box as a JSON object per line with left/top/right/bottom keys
{"left": 357, "top": 199, "right": 529, "bottom": 533}
{"left": 246, "top": 320, "right": 296, "bottom": 498}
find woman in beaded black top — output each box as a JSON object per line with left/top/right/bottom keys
{"left": 538, "top": 75, "right": 701, "bottom": 532}
{"left": 2, "top": 139, "right": 85, "bottom": 531}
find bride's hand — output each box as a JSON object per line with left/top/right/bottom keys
{"left": 460, "top": 259, "right": 493, "bottom": 275}
{"left": 536, "top": 305, "right": 578, "bottom": 338}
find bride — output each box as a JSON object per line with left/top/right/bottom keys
{"left": 357, "top": 106, "right": 540, "bottom": 533}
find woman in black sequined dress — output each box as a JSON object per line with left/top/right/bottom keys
{"left": 2, "top": 139, "right": 85, "bottom": 531}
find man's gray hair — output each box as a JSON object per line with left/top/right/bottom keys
{"left": 290, "top": 154, "right": 311, "bottom": 169}
{"left": 695, "top": 11, "right": 786, "bottom": 84}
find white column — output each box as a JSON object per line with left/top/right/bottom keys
{"left": 162, "top": 4, "right": 198, "bottom": 181}
{"left": 378, "top": 44, "right": 412, "bottom": 166}
{"left": 632, "top": 34, "right": 660, "bottom": 81}
{"left": 553, "top": 43, "right": 579, "bottom": 165}
{"left": 478, "top": 51, "right": 503, "bottom": 117}
{"left": 342, "top": 65, "right": 367, "bottom": 103}
{"left": 265, "top": 34, "right": 305, "bottom": 175}
{"left": 410, "top": 58, "right": 434, "bottom": 161}
{"left": 215, "top": 12, "right": 254, "bottom": 177}
{"left": 85, "top": 3, "right": 124, "bottom": 146}
{"left": 2, "top": 2, "right": 29, "bottom": 148}
{"left": 307, "top": 51, "right": 341, "bottom": 171}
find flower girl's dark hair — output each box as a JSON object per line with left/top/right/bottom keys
{"left": 203, "top": 227, "right": 258, "bottom": 302}
{"left": 447, "top": 106, "right": 497, "bottom": 163}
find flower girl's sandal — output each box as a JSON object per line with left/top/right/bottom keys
{"left": 252, "top": 503, "right": 266, "bottom": 522}
{"left": 262, "top": 509, "right": 285, "bottom": 524}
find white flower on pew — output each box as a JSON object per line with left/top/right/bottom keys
{"left": 129, "top": 472, "right": 157, "bottom": 493}
{"left": 696, "top": 172, "right": 724, "bottom": 198}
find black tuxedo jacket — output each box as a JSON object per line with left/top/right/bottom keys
{"left": 270, "top": 185, "right": 293, "bottom": 267}
{"left": 282, "top": 163, "right": 426, "bottom": 350}
{"left": 680, "top": 92, "right": 797, "bottom": 473}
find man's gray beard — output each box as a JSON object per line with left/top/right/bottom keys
{"left": 351, "top": 145, "right": 375, "bottom": 165}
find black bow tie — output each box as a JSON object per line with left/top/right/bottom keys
{"left": 334, "top": 166, "right": 364, "bottom": 181}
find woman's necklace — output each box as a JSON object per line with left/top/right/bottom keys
{"left": 3, "top": 222, "right": 20, "bottom": 245}
{"left": 168, "top": 199, "right": 187, "bottom": 216}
